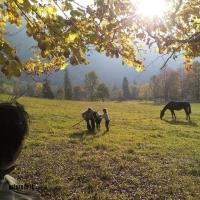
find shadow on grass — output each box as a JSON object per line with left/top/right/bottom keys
{"left": 69, "top": 131, "right": 88, "bottom": 139}
{"left": 163, "top": 119, "right": 198, "bottom": 127}
{"left": 69, "top": 130, "right": 107, "bottom": 142}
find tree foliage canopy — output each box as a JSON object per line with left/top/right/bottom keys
{"left": 85, "top": 71, "right": 98, "bottom": 101}
{"left": 96, "top": 83, "right": 109, "bottom": 100}
{"left": 0, "top": 0, "right": 199, "bottom": 78}
{"left": 64, "top": 69, "right": 72, "bottom": 99}
{"left": 122, "top": 77, "right": 131, "bottom": 100}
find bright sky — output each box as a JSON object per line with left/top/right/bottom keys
{"left": 52, "top": 0, "right": 169, "bottom": 19}
{"left": 76, "top": 0, "right": 169, "bottom": 19}
{"left": 76, "top": 0, "right": 93, "bottom": 7}
{"left": 136, "top": 0, "right": 168, "bottom": 18}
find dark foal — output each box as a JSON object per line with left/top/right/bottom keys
{"left": 160, "top": 101, "right": 191, "bottom": 121}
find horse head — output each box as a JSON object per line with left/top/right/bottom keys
{"left": 160, "top": 109, "right": 164, "bottom": 120}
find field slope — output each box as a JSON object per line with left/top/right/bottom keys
{"left": 1, "top": 95, "right": 200, "bottom": 200}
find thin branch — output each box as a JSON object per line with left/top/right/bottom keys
{"left": 160, "top": 51, "right": 175, "bottom": 70}
{"left": 72, "top": 0, "right": 87, "bottom": 9}
{"left": 146, "top": 53, "right": 168, "bottom": 68}
{"left": 52, "top": 0, "right": 79, "bottom": 31}
{"left": 176, "top": 32, "right": 200, "bottom": 43}
{"left": 9, "top": 86, "right": 30, "bottom": 103}
{"left": 160, "top": 32, "right": 200, "bottom": 70}
{"left": 12, "top": 0, "right": 33, "bottom": 26}
{"left": 14, "top": 0, "right": 68, "bottom": 40}
{"left": 173, "top": 0, "right": 183, "bottom": 15}
{"left": 111, "top": 29, "right": 117, "bottom": 42}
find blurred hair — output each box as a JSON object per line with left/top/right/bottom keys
{"left": 103, "top": 108, "right": 107, "bottom": 112}
{"left": 0, "top": 102, "right": 29, "bottom": 167}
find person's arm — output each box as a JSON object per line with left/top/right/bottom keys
{"left": 106, "top": 113, "right": 110, "bottom": 121}
{"left": 82, "top": 111, "right": 87, "bottom": 119}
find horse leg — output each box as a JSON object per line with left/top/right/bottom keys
{"left": 170, "top": 110, "right": 174, "bottom": 120}
{"left": 173, "top": 111, "right": 176, "bottom": 121}
{"left": 188, "top": 108, "right": 191, "bottom": 121}
{"left": 187, "top": 111, "right": 191, "bottom": 121}
{"left": 184, "top": 108, "right": 188, "bottom": 120}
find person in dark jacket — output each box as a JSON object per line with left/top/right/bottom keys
{"left": 82, "top": 108, "right": 95, "bottom": 131}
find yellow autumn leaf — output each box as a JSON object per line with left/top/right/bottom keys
{"left": 60, "top": 63, "right": 68, "bottom": 70}
{"left": 124, "top": 59, "right": 134, "bottom": 67}
{"left": 17, "top": 0, "right": 24, "bottom": 4}
{"left": 100, "top": 19, "right": 109, "bottom": 29}
{"left": 135, "top": 65, "right": 144, "bottom": 72}
{"left": 67, "top": 33, "right": 79, "bottom": 43}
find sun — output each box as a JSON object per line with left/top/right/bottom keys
{"left": 136, "top": 0, "right": 168, "bottom": 18}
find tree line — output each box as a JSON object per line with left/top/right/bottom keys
{"left": 0, "top": 70, "right": 110, "bottom": 101}
{"left": 1, "top": 61, "right": 200, "bottom": 102}
{"left": 117, "top": 61, "right": 200, "bottom": 102}
{"left": 149, "top": 61, "right": 200, "bottom": 102}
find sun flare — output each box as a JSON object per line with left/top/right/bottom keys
{"left": 136, "top": 0, "right": 168, "bottom": 18}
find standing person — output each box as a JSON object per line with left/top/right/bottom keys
{"left": 0, "top": 102, "right": 42, "bottom": 199}
{"left": 102, "top": 108, "right": 110, "bottom": 132}
{"left": 82, "top": 108, "right": 95, "bottom": 132}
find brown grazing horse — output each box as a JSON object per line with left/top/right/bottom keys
{"left": 160, "top": 101, "right": 191, "bottom": 121}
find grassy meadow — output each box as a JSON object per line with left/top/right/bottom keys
{"left": 1, "top": 95, "right": 200, "bottom": 200}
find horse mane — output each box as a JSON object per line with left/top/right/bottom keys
{"left": 163, "top": 101, "right": 175, "bottom": 111}
{"left": 162, "top": 102, "right": 169, "bottom": 112}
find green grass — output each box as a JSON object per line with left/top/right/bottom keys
{"left": 1, "top": 95, "right": 200, "bottom": 200}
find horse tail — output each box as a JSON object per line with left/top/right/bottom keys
{"left": 188, "top": 103, "right": 192, "bottom": 114}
